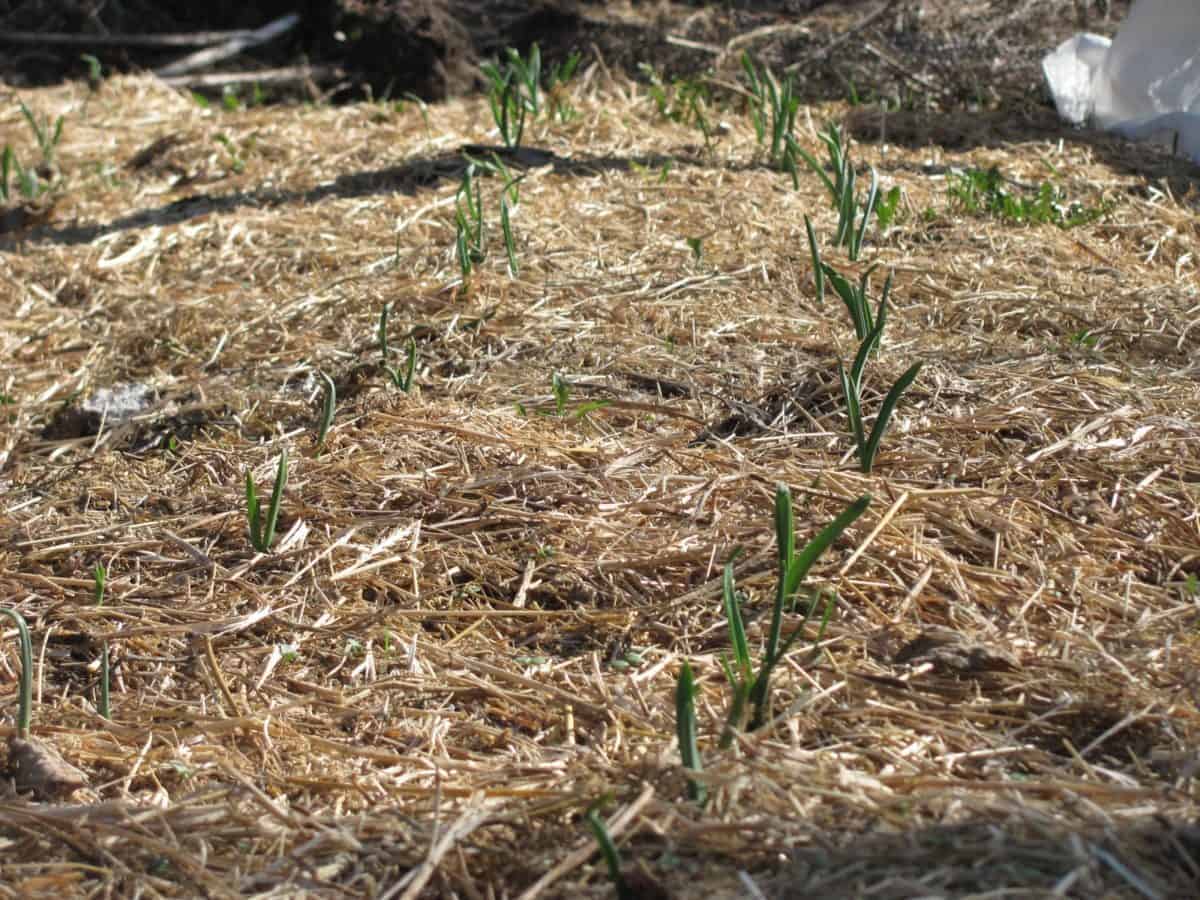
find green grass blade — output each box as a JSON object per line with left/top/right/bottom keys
{"left": 316, "top": 372, "right": 336, "bottom": 454}
{"left": 839, "top": 362, "right": 865, "bottom": 459}
{"left": 99, "top": 644, "right": 110, "bottom": 719}
{"left": 1, "top": 145, "right": 12, "bottom": 202}
{"left": 378, "top": 303, "right": 391, "bottom": 360}
{"left": 262, "top": 449, "right": 288, "bottom": 550}
{"left": 823, "top": 264, "right": 866, "bottom": 339}
{"left": 794, "top": 143, "right": 836, "bottom": 203}
{"left": 585, "top": 806, "right": 632, "bottom": 900}
{"left": 851, "top": 311, "right": 887, "bottom": 388}
{"left": 245, "top": 469, "right": 263, "bottom": 551}
{"left": 722, "top": 560, "right": 751, "bottom": 673}
{"left": 675, "top": 661, "right": 706, "bottom": 805}
{"left": 851, "top": 167, "right": 880, "bottom": 260}
{"left": 860, "top": 362, "right": 922, "bottom": 473}
{"left": 401, "top": 337, "right": 417, "bottom": 392}
{"left": 501, "top": 197, "right": 518, "bottom": 276}
{"left": 791, "top": 494, "right": 872, "bottom": 588}
{"left": 804, "top": 215, "right": 823, "bottom": 307}
{"left": 0, "top": 608, "right": 34, "bottom": 737}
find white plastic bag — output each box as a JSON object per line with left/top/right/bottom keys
{"left": 1042, "top": 0, "right": 1200, "bottom": 161}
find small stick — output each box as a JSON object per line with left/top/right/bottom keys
{"left": 154, "top": 13, "right": 300, "bottom": 78}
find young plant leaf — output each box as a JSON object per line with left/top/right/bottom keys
{"left": 675, "top": 661, "right": 706, "bottom": 805}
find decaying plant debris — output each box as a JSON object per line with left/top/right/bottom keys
{"left": 2, "top": 7, "right": 1200, "bottom": 897}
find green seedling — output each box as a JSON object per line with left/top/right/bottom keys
{"left": 823, "top": 261, "right": 892, "bottom": 353}
{"left": 639, "top": 65, "right": 713, "bottom": 150}
{"left": 315, "top": 372, "right": 336, "bottom": 454}
{"left": 796, "top": 123, "right": 883, "bottom": 259}
{"left": 839, "top": 324, "right": 922, "bottom": 474}
{"left": 720, "top": 487, "right": 871, "bottom": 739}
{"left": 551, "top": 373, "right": 569, "bottom": 416}
{"left": 741, "top": 53, "right": 799, "bottom": 168}
{"left": 214, "top": 134, "right": 245, "bottom": 174}
{"left": 2, "top": 144, "right": 43, "bottom": 202}
{"left": 80, "top": 54, "right": 102, "bottom": 92}
{"left": 545, "top": 51, "right": 582, "bottom": 122}
{"left": 686, "top": 236, "right": 703, "bottom": 261}
{"left": 18, "top": 99, "right": 64, "bottom": 172}
{"left": 585, "top": 801, "right": 634, "bottom": 900}
{"left": 948, "top": 167, "right": 1109, "bottom": 228}
{"left": 805, "top": 215, "right": 824, "bottom": 306}
{"left": 1, "top": 609, "right": 34, "bottom": 738}
{"left": 378, "top": 303, "right": 418, "bottom": 392}
{"left": 93, "top": 564, "right": 110, "bottom": 719}
{"left": 455, "top": 164, "right": 486, "bottom": 277}
{"left": 676, "top": 661, "right": 706, "bottom": 805}
{"left": 245, "top": 449, "right": 288, "bottom": 553}
{"left": 501, "top": 196, "right": 519, "bottom": 276}
{"left": 481, "top": 44, "right": 543, "bottom": 148}
{"left": 875, "top": 185, "right": 902, "bottom": 230}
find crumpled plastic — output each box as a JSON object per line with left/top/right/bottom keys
{"left": 1042, "top": 0, "right": 1200, "bottom": 162}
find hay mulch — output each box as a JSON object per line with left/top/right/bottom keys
{"left": 2, "top": 53, "right": 1200, "bottom": 898}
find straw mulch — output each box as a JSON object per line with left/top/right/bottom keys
{"left": 2, "top": 48, "right": 1199, "bottom": 899}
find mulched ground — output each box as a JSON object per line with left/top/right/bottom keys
{"left": 2, "top": 1, "right": 1199, "bottom": 897}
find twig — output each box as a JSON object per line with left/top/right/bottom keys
{"left": 154, "top": 13, "right": 300, "bottom": 78}
{"left": 156, "top": 64, "right": 344, "bottom": 90}
{"left": 0, "top": 28, "right": 283, "bottom": 48}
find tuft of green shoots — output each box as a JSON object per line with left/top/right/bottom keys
{"left": 720, "top": 487, "right": 871, "bottom": 735}
{"left": 315, "top": 372, "right": 336, "bottom": 454}
{"left": 18, "top": 99, "right": 64, "bottom": 172}
{"left": 501, "top": 196, "right": 518, "bottom": 276}
{"left": 804, "top": 215, "right": 824, "bottom": 306}
{"left": 551, "top": 373, "right": 569, "bottom": 416}
{"left": 455, "top": 164, "right": 486, "bottom": 278}
{"left": 545, "top": 51, "right": 582, "bottom": 122}
{"left": 245, "top": 449, "right": 288, "bottom": 553}
{"left": 686, "top": 236, "right": 703, "bottom": 262}
{"left": 93, "top": 564, "right": 110, "bottom": 719}
{"left": 741, "top": 53, "right": 798, "bottom": 169}
{"left": 839, "top": 344, "right": 922, "bottom": 474}
{"left": 676, "top": 661, "right": 706, "bottom": 804}
{"left": 948, "top": 166, "right": 1109, "bottom": 228}
{"left": 379, "top": 304, "right": 418, "bottom": 392}
{"left": 1, "top": 608, "right": 34, "bottom": 738}
{"left": 81, "top": 54, "right": 103, "bottom": 90}
{"left": 822, "top": 259, "right": 892, "bottom": 353}
{"left": 585, "top": 801, "right": 634, "bottom": 900}
{"left": 639, "top": 65, "right": 713, "bottom": 150}
{"left": 481, "top": 44, "right": 544, "bottom": 148}
{"left": 1, "top": 143, "right": 42, "bottom": 202}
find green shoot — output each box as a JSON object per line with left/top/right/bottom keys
{"left": 947, "top": 166, "right": 1109, "bottom": 228}
{"left": 875, "top": 185, "right": 902, "bottom": 230}
{"left": 676, "top": 661, "right": 706, "bottom": 804}
{"left": 804, "top": 215, "right": 824, "bottom": 306}
{"left": 1, "top": 144, "right": 42, "bottom": 202}
{"left": 455, "top": 164, "right": 486, "bottom": 278}
{"left": 822, "top": 262, "right": 891, "bottom": 352}
{"left": 840, "top": 354, "right": 923, "bottom": 474}
{"left": 686, "top": 236, "right": 703, "bottom": 261}
{"left": 501, "top": 196, "right": 518, "bottom": 276}
{"left": 0, "top": 608, "right": 34, "bottom": 738}
{"left": 245, "top": 449, "right": 288, "bottom": 553}
{"left": 80, "top": 54, "right": 103, "bottom": 90}
{"left": 93, "top": 564, "right": 110, "bottom": 719}
{"left": 551, "top": 373, "right": 569, "bottom": 416}
{"left": 379, "top": 304, "right": 419, "bottom": 392}
{"left": 585, "top": 802, "right": 633, "bottom": 900}
{"left": 18, "top": 99, "right": 64, "bottom": 172}
{"left": 316, "top": 372, "right": 336, "bottom": 454}
{"left": 481, "top": 44, "right": 545, "bottom": 148}
{"left": 741, "top": 53, "right": 798, "bottom": 168}
{"left": 545, "top": 51, "right": 582, "bottom": 122}
{"left": 719, "top": 489, "right": 871, "bottom": 735}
